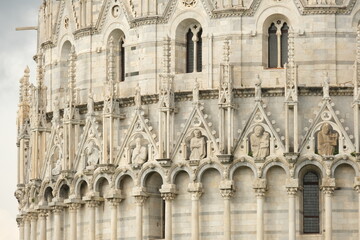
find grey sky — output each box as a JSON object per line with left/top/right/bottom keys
{"left": 0, "top": 1, "right": 39, "bottom": 238}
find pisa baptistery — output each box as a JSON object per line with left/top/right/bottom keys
{"left": 15, "top": 0, "right": 360, "bottom": 240}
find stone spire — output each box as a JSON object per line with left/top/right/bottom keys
{"left": 17, "top": 67, "right": 31, "bottom": 132}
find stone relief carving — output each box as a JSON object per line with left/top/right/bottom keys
{"left": 85, "top": 141, "right": 100, "bottom": 166}
{"left": 183, "top": 0, "right": 197, "bottom": 8}
{"left": 131, "top": 137, "right": 148, "bottom": 165}
{"left": 317, "top": 123, "right": 338, "bottom": 156}
{"left": 51, "top": 158, "right": 62, "bottom": 176}
{"left": 189, "top": 129, "right": 207, "bottom": 160}
{"left": 250, "top": 125, "right": 270, "bottom": 159}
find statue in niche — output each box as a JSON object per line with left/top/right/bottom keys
{"left": 86, "top": 141, "right": 100, "bottom": 166}
{"left": 189, "top": 129, "right": 206, "bottom": 160}
{"left": 87, "top": 93, "right": 95, "bottom": 115}
{"left": 317, "top": 123, "right": 338, "bottom": 156}
{"left": 131, "top": 138, "right": 148, "bottom": 165}
{"left": 51, "top": 159, "right": 62, "bottom": 176}
{"left": 250, "top": 125, "right": 270, "bottom": 159}
{"left": 254, "top": 74, "right": 262, "bottom": 101}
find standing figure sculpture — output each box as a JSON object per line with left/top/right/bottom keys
{"left": 250, "top": 125, "right": 270, "bottom": 159}
{"left": 189, "top": 129, "right": 206, "bottom": 160}
{"left": 317, "top": 123, "right": 338, "bottom": 156}
{"left": 131, "top": 138, "right": 148, "bottom": 165}
{"left": 86, "top": 141, "right": 100, "bottom": 166}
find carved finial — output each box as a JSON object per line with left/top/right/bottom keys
{"left": 254, "top": 74, "right": 262, "bottom": 101}
{"left": 193, "top": 79, "right": 200, "bottom": 104}
{"left": 223, "top": 38, "right": 230, "bottom": 64}
{"left": 108, "top": 36, "right": 115, "bottom": 83}
{"left": 134, "top": 83, "right": 142, "bottom": 109}
{"left": 323, "top": 72, "right": 330, "bottom": 100}
{"left": 36, "top": 51, "right": 44, "bottom": 87}
{"left": 20, "top": 66, "right": 30, "bottom": 104}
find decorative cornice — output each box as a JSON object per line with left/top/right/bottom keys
{"left": 294, "top": 0, "right": 356, "bottom": 15}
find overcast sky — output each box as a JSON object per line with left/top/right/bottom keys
{"left": 0, "top": 1, "right": 39, "bottom": 238}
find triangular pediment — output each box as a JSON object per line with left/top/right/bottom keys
{"left": 74, "top": 114, "right": 103, "bottom": 170}
{"left": 42, "top": 124, "right": 64, "bottom": 179}
{"left": 299, "top": 99, "right": 354, "bottom": 156}
{"left": 234, "top": 101, "right": 285, "bottom": 159}
{"left": 171, "top": 103, "right": 219, "bottom": 162}
{"left": 115, "top": 109, "right": 158, "bottom": 166}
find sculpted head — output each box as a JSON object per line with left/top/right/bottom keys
{"left": 254, "top": 125, "right": 264, "bottom": 137}
{"left": 193, "top": 129, "right": 201, "bottom": 138}
{"left": 321, "top": 123, "right": 331, "bottom": 134}
{"left": 135, "top": 137, "right": 142, "bottom": 146}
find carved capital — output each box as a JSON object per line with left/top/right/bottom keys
{"left": 134, "top": 195, "right": 148, "bottom": 206}
{"left": 287, "top": 187, "right": 299, "bottom": 196}
{"left": 68, "top": 203, "right": 81, "bottom": 211}
{"left": 321, "top": 186, "right": 335, "bottom": 195}
{"left": 107, "top": 198, "right": 122, "bottom": 207}
{"left": 29, "top": 213, "right": 38, "bottom": 221}
{"left": 86, "top": 200, "right": 101, "bottom": 208}
{"left": 38, "top": 209, "right": 49, "bottom": 218}
{"left": 254, "top": 188, "right": 266, "bottom": 197}
{"left": 52, "top": 206, "right": 64, "bottom": 214}
{"left": 220, "top": 189, "right": 235, "bottom": 199}
{"left": 16, "top": 217, "right": 24, "bottom": 228}
{"left": 190, "top": 191, "right": 203, "bottom": 201}
{"left": 161, "top": 192, "right": 176, "bottom": 201}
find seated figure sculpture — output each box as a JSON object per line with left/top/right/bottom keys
{"left": 131, "top": 138, "right": 148, "bottom": 165}
{"left": 189, "top": 129, "right": 206, "bottom": 160}
{"left": 250, "top": 125, "right": 270, "bottom": 159}
{"left": 317, "top": 123, "right": 338, "bottom": 156}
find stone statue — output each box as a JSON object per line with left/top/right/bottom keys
{"left": 131, "top": 138, "right": 148, "bottom": 165}
{"left": 193, "top": 80, "right": 200, "bottom": 103}
{"left": 86, "top": 141, "right": 100, "bottom": 166}
{"left": 323, "top": 72, "right": 330, "bottom": 99}
{"left": 87, "top": 93, "right": 94, "bottom": 115}
{"left": 189, "top": 129, "right": 206, "bottom": 160}
{"left": 250, "top": 125, "right": 270, "bottom": 159}
{"left": 254, "top": 74, "right": 262, "bottom": 101}
{"left": 51, "top": 159, "right": 62, "bottom": 176}
{"left": 135, "top": 83, "right": 141, "bottom": 109}
{"left": 317, "top": 123, "right": 338, "bottom": 156}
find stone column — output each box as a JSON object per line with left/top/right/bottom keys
{"left": 287, "top": 187, "right": 298, "bottom": 240}
{"left": 30, "top": 213, "right": 38, "bottom": 240}
{"left": 87, "top": 201, "right": 100, "bottom": 240}
{"left": 276, "top": 28, "right": 282, "bottom": 68}
{"left": 254, "top": 179, "right": 267, "bottom": 240}
{"left": 108, "top": 199, "right": 122, "bottom": 240}
{"left": 134, "top": 195, "right": 147, "bottom": 240}
{"left": 188, "top": 183, "right": 203, "bottom": 240}
{"left": 24, "top": 215, "right": 31, "bottom": 240}
{"left": 220, "top": 188, "right": 235, "bottom": 240}
{"left": 68, "top": 203, "right": 81, "bottom": 240}
{"left": 38, "top": 210, "right": 48, "bottom": 240}
{"left": 355, "top": 184, "right": 360, "bottom": 240}
{"left": 161, "top": 192, "right": 176, "bottom": 240}
{"left": 322, "top": 185, "right": 335, "bottom": 240}
{"left": 17, "top": 217, "right": 25, "bottom": 240}
{"left": 53, "top": 206, "right": 64, "bottom": 240}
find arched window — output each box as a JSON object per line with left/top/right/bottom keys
{"left": 60, "top": 41, "right": 72, "bottom": 90}
{"left": 268, "top": 20, "right": 289, "bottom": 68}
{"left": 107, "top": 30, "right": 126, "bottom": 82}
{"left": 186, "top": 25, "right": 202, "bottom": 73}
{"left": 303, "top": 171, "right": 320, "bottom": 234}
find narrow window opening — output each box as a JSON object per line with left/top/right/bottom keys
{"left": 120, "top": 39, "right": 125, "bottom": 81}
{"left": 303, "top": 172, "right": 320, "bottom": 234}
{"left": 281, "top": 23, "right": 289, "bottom": 67}
{"left": 268, "top": 23, "right": 278, "bottom": 68}
{"left": 196, "top": 28, "right": 203, "bottom": 72}
{"left": 186, "top": 29, "right": 194, "bottom": 73}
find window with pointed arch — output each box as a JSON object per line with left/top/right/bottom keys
{"left": 107, "top": 30, "right": 126, "bottom": 82}
{"left": 302, "top": 171, "right": 320, "bottom": 234}
{"left": 267, "top": 20, "right": 289, "bottom": 68}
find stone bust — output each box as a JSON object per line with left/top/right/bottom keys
{"left": 317, "top": 123, "right": 338, "bottom": 156}
{"left": 131, "top": 138, "right": 148, "bottom": 165}
{"left": 250, "top": 125, "right": 270, "bottom": 159}
{"left": 189, "top": 129, "right": 206, "bottom": 160}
